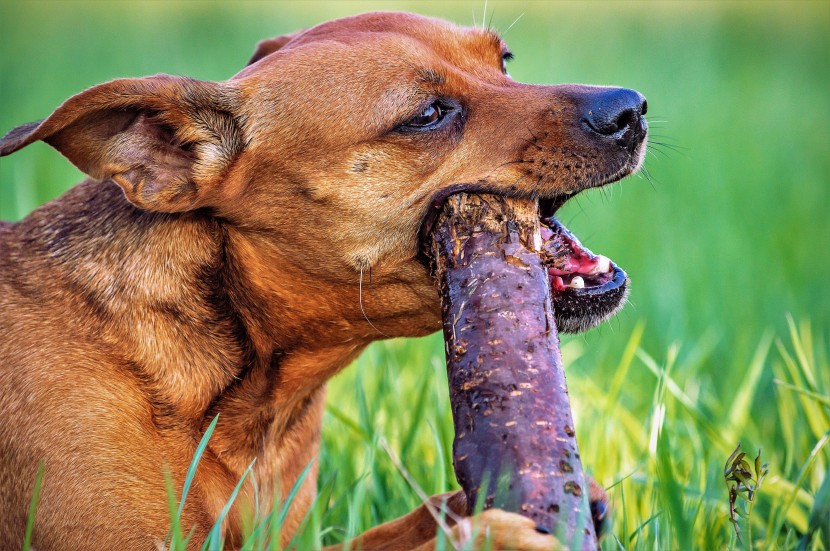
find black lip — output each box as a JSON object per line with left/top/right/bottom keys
{"left": 539, "top": 212, "right": 630, "bottom": 332}
{"left": 540, "top": 214, "right": 629, "bottom": 332}
{"left": 540, "top": 213, "right": 627, "bottom": 297}
{"left": 559, "top": 262, "right": 627, "bottom": 297}
{"left": 539, "top": 195, "right": 568, "bottom": 219}
{"left": 552, "top": 261, "right": 629, "bottom": 334}
{"left": 417, "top": 184, "right": 474, "bottom": 251}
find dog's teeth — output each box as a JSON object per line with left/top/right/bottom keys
{"left": 594, "top": 255, "right": 611, "bottom": 274}
{"left": 569, "top": 276, "right": 585, "bottom": 289}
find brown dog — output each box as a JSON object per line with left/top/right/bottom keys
{"left": 0, "top": 12, "right": 646, "bottom": 550}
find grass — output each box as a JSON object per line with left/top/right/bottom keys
{"left": 149, "top": 323, "right": 828, "bottom": 549}
{"left": 3, "top": 1, "right": 828, "bottom": 549}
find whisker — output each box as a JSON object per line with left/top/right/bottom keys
{"left": 502, "top": 13, "right": 525, "bottom": 35}
{"left": 359, "top": 265, "right": 389, "bottom": 338}
{"left": 650, "top": 141, "right": 688, "bottom": 154}
{"left": 638, "top": 165, "right": 658, "bottom": 190}
{"left": 524, "top": 124, "right": 541, "bottom": 142}
{"left": 647, "top": 134, "right": 682, "bottom": 143}
{"left": 647, "top": 147, "right": 673, "bottom": 160}
{"left": 563, "top": 195, "right": 588, "bottom": 227}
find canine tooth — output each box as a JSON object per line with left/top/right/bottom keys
{"left": 569, "top": 276, "right": 585, "bottom": 289}
{"left": 593, "top": 255, "right": 611, "bottom": 274}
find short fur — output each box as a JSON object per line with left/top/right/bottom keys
{"left": 0, "top": 12, "right": 643, "bottom": 550}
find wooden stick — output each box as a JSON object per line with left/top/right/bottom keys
{"left": 429, "top": 193, "right": 597, "bottom": 548}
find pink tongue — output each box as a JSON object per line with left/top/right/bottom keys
{"left": 540, "top": 225, "right": 603, "bottom": 275}
{"left": 551, "top": 275, "right": 570, "bottom": 292}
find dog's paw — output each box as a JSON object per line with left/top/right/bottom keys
{"left": 419, "top": 479, "right": 609, "bottom": 551}
{"left": 447, "top": 508, "right": 563, "bottom": 551}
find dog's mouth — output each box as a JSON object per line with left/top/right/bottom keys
{"left": 420, "top": 190, "right": 628, "bottom": 334}
{"left": 538, "top": 196, "right": 628, "bottom": 333}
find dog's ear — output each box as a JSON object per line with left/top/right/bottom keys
{"left": 0, "top": 75, "right": 244, "bottom": 213}
{"left": 247, "top": 32, "right": 301, "bottom": 65}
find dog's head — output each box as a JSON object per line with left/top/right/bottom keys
{"left": 0, "top": 12, "right": 646, "bottom": 340}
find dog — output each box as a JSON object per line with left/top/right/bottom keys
{"left": 0, "top": 12, "right": 647, "bottom": 550}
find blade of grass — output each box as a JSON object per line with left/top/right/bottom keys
{"left": 274, "top": 458, "right": 317, "bottom": 535}
{"left": 655, "top": 429, "right": 693, "bottom": 548}
{"left": 726, "top": 332, "right": 772, "bottom": 439}
{"left": 766, "top": 429, "right": 830, "bottom": 551}
{"left": 321, "top": 472, "right": 369, "bottom": 527}
{"left": 619, "top": 476, "right": 629, "bottom": 551}
{"left": 777, "top": 340, "right": 829, "bottom": 440}
{"left": 326, "top": 404, "right": 372, "bottom": 444}
{"left": 203, "top": 458, "right": 256, "bottom": 551}
{"left": 22, "top": 460, "right": 45, "bottom": 551}
{"left": 283, "top": 471, "right": 338, "bottom": 551}
{"left": 638, "top": 348, "right": 730, "bottom": 450}
{"left": 628, "top": 510, "right": 663, "bottom": 545}
{"left": 400, "top": 374, "right": 433, "bottom": 460}
{"left": 773, "top": 379, "right": 830, "bottom": 408}
{"left": 379, "top": 437, "right": 461, "bottom": 548}
{"left": 427, "top": 421, "right": 449, "bottom": 495}
{"left": 165, "top": 413, "right": 220, "bottom": 548}
{"left": 772, "top": 363, "right": 800, "bottom": 476}
{"left": 165, "top": 468, "right": 185, "bottom": 550}
{"left": 354, "top": 370, "right": 374, "bottom": 438}
{"left": 786, "top": 315, "right": 817, "bottom": 389}
{"left": 241, "top": 457, "right": 317, "bottom": 550}
{"left": 604, "top": 321, "right": 645, "bottom": 410}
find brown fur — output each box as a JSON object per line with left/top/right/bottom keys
{"left": 0, "top": 12, "right": 640, "bottom": 550}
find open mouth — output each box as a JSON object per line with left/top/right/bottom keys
{"left": 420, "top": 189, "right": 629, "bottom": 334}
{"left": 539, "top": 197, "right": 628, "bottom": 333}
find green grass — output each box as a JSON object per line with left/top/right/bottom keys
{"left": 152, "top": 324, "right": 828, "bottom": 549}
{"left": 3, "top": 1, "right": 828, "bottom": 549}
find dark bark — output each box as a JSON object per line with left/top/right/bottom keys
{"left": 429, "top": 193, "right": 597, "bottom": 548}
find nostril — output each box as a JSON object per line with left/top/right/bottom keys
{"left": 614, "top": 109, "right": 638, "bottom": 134}
{"left": 584, "top": 88, "right": 647, "bottom": 138}
{"left": 586, "top": 108, "right": 634, "bottom": 136}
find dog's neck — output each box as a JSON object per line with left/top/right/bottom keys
{"left": 12, "top": 180, "right": 370, "bottom": 480}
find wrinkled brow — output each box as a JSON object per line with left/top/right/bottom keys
{"left": 417, "top": 68, "right": 445, "bottom": 87}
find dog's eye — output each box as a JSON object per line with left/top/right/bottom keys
{"left": 404, "top": 101, "right": 447, "bottom": 129}
{"left": 501, "top": 51, "right": 514, "bottom": 74}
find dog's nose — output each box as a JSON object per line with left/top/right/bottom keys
{"left": 583, "top": 88, "right": 647, "bottom": 149}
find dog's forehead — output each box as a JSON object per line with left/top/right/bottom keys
{"left": 235, "top": 13, "right": 510, "bottom": 143}
{"left": 243, "top": 12, "right": 505, "bottom": 76}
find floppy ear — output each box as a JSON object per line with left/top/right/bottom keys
{"left": 0, "top": 75, "right": 244, "bottom": 213}
{"left": 247, "top": 32, "right": 301, "bottom": 65}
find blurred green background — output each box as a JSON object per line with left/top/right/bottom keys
{"left": 2, "top": 1, "right": 828, "bottom": 549}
